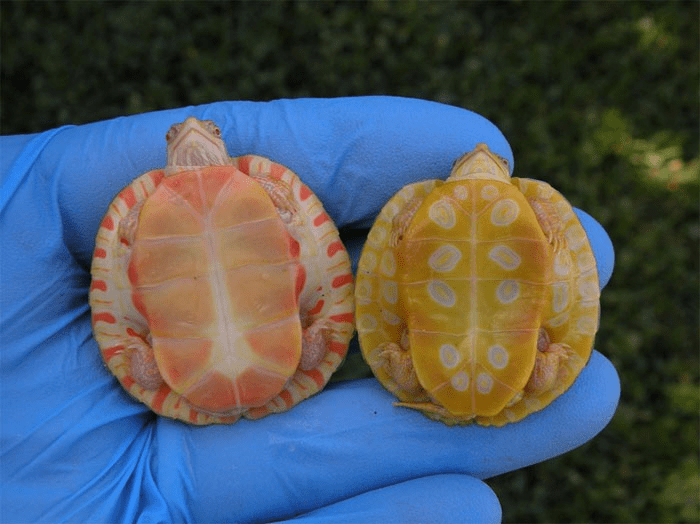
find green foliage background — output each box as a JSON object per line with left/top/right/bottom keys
{"left": 2, "top": 2, "right": 698, "bottom": 522}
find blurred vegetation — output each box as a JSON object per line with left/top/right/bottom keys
{"left": 2, "top": 1, "right": 698, "bottom": 522}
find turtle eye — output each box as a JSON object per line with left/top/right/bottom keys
{"left": 204, "top": 120, "right": 221, "bottom": 137}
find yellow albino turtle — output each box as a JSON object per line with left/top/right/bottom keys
{"left": 90, "top": 117, "right": 354, "bottom": 425}
{"left": 355, "top": 144, "right": 600, "bottom": 426}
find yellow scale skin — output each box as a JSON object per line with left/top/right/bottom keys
{"left": 356, "top": 145, "right": 600, "bottom": 426}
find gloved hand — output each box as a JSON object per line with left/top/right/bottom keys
{"left": 0, "top": 97, "right": 619, "bottom": 523}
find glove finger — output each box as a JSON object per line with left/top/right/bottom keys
{"left": 284, "top": 474, "right": 501, "bottom": 524}
{"left": 574, "top": 208, "right": 614, "bottom": 289}
{"left": 155, "top": 351, "right": 618, "bottom": 523}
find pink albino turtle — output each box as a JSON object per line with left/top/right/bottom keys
{"left": 90, "top": 117, "right": 354, "bottom": 424}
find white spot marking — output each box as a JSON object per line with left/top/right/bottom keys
{"left": 496, "top": 280, "right": 519, "bottom": 304}
{"left": 428, "top": 280, "right": 456, "bottom": 307}
{"left": 382, "top": 309, "right": 402, "bottom": 326}
{"left": 385, "top": 202, "right": 400, "bottom": 220}
{"left": 451, "top": 370, "right": 470, "bottom": 392}
{"left": 381, "top": 281, "right": 398, "bottom": 304}
{"left": 552, "top": 282, "right": 570, "bottom": 313}
{"left": 380, "top": 251, "right": 396, "bottom": 277}
{"left": 577, "top": 251, "right": 596, "bottom": 272}
{"left": 481, "top": 184, "right": 499, "bottom": 201}
{"left": 578, "top": 277, "right": 599, "bottom": 301}
{"left": 358, "top": 314, "right": 378, "bottom": 332}
{"left": 368, "top": 225, "right": 387, "bottom": 247}
{"left": 428, "top": 199, "right": 456, "bottom": 229}
{"left": 488, "top": 245, "right": 521, "bottom": 271}
{"left": 428, "top": 244, "right": 462, "bottom": 273}
{"left": 440, "top": 344, "right": 460, "bottom": 369}
{"left": 487, "top": 345, "right": 509, "bottom": 370}
{"left": 554, "top": 250, "right": 572, "bottom": 277}
{"left": 476, "top": 373, "right": 494, "bottom": 394}
{"left": 355, "top": 280, "right": 373, "bottom": 301}
{"left": 359, "top": 251, "right": 378, "bottom": 273}
{"left": 490, "top": 198, "right": 520, "bottom": 226}
{"left": 566, "top": 224, "right": 587, "bottom": 251}
{"left": 452, "top": 185, "right": 469, "bottom": 200}
{"left": 577, "top": 316, "right": 598, "bottom": 334}
{"left": 537, "top": 184, "right": 555, "bottom": 199}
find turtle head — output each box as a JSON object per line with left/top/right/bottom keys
{"left": 448, "top": 144, "right": 511, "bottom": 183}
{"left": 165, "top": 117, "right": 231, "bottom": 171}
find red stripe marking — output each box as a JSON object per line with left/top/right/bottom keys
{"left": 123, "top": 376, "right": 135, "bottom": 389}
{"left": 149, "top": 170, "right": 165, "bottom": 186}
{"left": 102, "top": 344, "right": 124, "bottom": 361}
{"left": 332, "top": 274, "right": 353, "bottom": 288}
{"left": 91, "top": 280, "right": 107, "bottom": 292}
{"left": 101, "top": 215, "right": 114, "bottom": 231}
{"left": 330, "top": 312, "right": 354, "bottom": 324}
{"left": 120, "top": 237, "right": 130, "bottom": 246}
{"left": 93, "top": 312, "right": 116, "bottom": 324}
{"left": 189, "top": 409, "right": 199, "bottom": 423}
{"left": 289, "top": 236, "right": 300, "bottom": 258}
{"left": 307, "top": 299, "right": 324, "bottom": 316}
{"left": 329, "top": 340, "right": 347, "bottom": 356}
{"left": 302, "top": 368, "right": 325, "bottom": 388}
{"left": 152, "top": 384, "right": 171, "bottom": 412}
{"left": 295, "top": 265, "right": 307, "bottom": 300}
{"left": 280, "top": 389, "right": 294, "bottom": 408}
{"left": 299, "top": 184, "right": 312, "bottom": 201}
{"left": 120, "top": 187, "right": 137, "bottom": 209}
{"left": 269, "top": 163, "right": 286, "bottom": 180}
{"left": 237, "top": 155, "right": 252, "bottom": 174}
{"left": 94, "top": 248, "right": 107, "bottom": 259}
{"left": 313, "top": 212, "right": 330, "bottom": 227}
{"left": 327, "top": 240, "right": 344, "bottom": 258}
{"left": 126, "top": 328, "right": 141, "bottom": 338}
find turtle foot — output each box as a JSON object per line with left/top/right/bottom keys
{"left": 128, "top": 336, "right": 164, "bottom": 390}
{"left": 377, "top": 341, "right": 423, "bottom": 396}
{"left": 524, "top": 328, "right": 570, "bottom": 395}
{"left": 299, "top": 319, "right": 332, "bottom": 371}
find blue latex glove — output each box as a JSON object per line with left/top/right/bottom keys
{"left": 1, "top": 97, "right": 619, "bottom": 523}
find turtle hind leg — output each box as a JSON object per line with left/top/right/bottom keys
{"left": 524, "top": 328, "right": 570, "bottom": 395}
{"left": 375, "top": 336, "right": 424, "bottom": 398}
{"left": 128, "top": 335, "right": 164, "bottom": 390}
{"left": 298, "top": 318, "right": 332, "bottom": 371}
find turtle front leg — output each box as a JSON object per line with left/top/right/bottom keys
{"left": 528, "top": 197, "right": 566, "bottom": 253}
{"left": 389, "top": 197, "right": 423, "bottom": 247}
{"left": 250, "top": 174, "right": 299, "bottom": 224}
{"left": 127, "top": 334, "right": 164, "bottom": 390}
{"left": 117, "top": 200, "right": 145, "bottom": 248}
{"left": 525, "top": 328, "right": 570, "bottom": 395}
